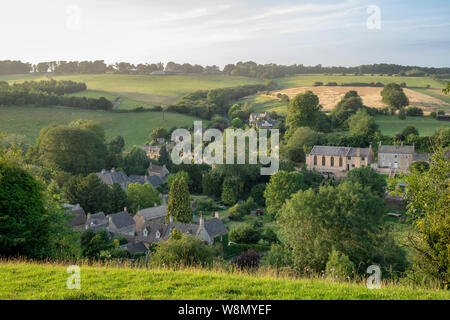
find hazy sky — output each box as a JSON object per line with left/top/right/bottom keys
{"left": 1, "top": 0, "right": 449, "bottom": 67}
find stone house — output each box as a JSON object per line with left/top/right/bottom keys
{"left": 63, "top": 204, "right": 87, "bottom": 231}
{"left": 249, "top": 112, "right": 269, "bottom": 125}
{"left": 85, "top": 212, "right": 109, "bottom": 231}
{"left": 107, "top": 211, "right": 136, "bottom": 236}
{"left": 377, "top": 143, "right": 430, "bottom": 174}
{"left": 148, "top": 163, "right": 170, "bottom": 181}
{"left": 306, "top": 145, "right": 374, "bottom": 177}
{"left": 96, "top": 168, "right": 165, "bottom": 190}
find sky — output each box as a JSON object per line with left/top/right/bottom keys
{"left": 0, "top": 0, "right": 449, "bottom": 67}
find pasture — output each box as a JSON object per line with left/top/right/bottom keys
{"left": 1, "top": 73, "right": 263, "bottom": 109}
{"left": 1, "top": 261, "right": 449, "bottom": 300}
{"left": 0, "top": 105, "right": 203, "bottom": 149}
{"left": 374, "top": 115, "right": 449, "bottom": 136}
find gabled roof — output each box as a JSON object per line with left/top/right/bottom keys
{"left": 413, "top": 153, "right": 430, "bottom": 162}
{"left": 309, "top": 145, "right": 371, "bottom": 157}
{"left": 138, "top": 205, "right": 167, "bottom": 221}
{"left": 109, "top": 211, "right": 135, "bottom": 229}
{"left": 96, "top": 170, "right": 129, "bottom": 186}
{"left": 379, "top": 145, "right": 414, "bottom": 154}
{"left": 124, "top": 242, "right": 148, "bottom": 255}
{"left": 128, "top": 175, "right": 164, "bottom": 188}
{"left": 204, "top": 218, "right": 228, "bottom": 238}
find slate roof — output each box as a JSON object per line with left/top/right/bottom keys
{"left": 96, "top": 170, "right": 129, "bottom": 186}
{"left": 347, "top": 148, "right": 371, "bottom": 157}
{"left": 379, "top": 145, "right": 415, "bottom": 154}
{"left": 204, "top": 218, "right": 228, "bottom": 238}
{"left": 309, "top": 146, "right": 371, "bottom": 157}
{"left": 65, "top": 204, "right": 87, "bottom": 227}
{"left": 128, "top": 175, "right": 164, "bottom": 188}
{"left": 124, "top": 242, "right": 148, "bottom": 255}
{"left": 413, "top": 153, "right": 430, "bottom": 162}
{"left": 138, "top": 205, "right": 167, "bottom": 221}
{"left": 109, "top": 211, "right": 135, "bottom": 229}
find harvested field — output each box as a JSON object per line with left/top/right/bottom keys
{"left": 270, "top": 86, "right": 450, "bottom": 111}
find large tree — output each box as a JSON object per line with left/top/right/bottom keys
{"left": 166, "top": 176, "right": 192, "bottom": 223}
{"left": 126, "top": 182, "right": 161, "bottom": 214}
{"left": 286, "top": 91, "right": 322, "bottom": 133}
{"left": 346, "top": 166, "right": 386, "bottom": 198}
{"left": 381, "top": 83, "right": 409, "bottom": 112}
{"left": 401, "top": 149, "right": 449, "bottom": 288}
{"left": 347, "top": 109, "right": 379, "bottom": 138}
{"left": 123, "top": 147, "right": 150, "bottom": 175}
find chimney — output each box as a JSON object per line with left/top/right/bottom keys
{"left": 111, "top": 167, "right": 115, "bottom": 173}
{"left": 214, "top": 211, "right": 220, "bottom": 219}
{"left": 199, "top": 215, "right": 204, "bottom": 227}
{"left": 169, "top": 215, "right": 174, "bottom": 224}
{"left": 357, "top": 148, "right": 361, "bottom": 157}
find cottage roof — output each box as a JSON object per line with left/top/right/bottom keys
{"left": 68, "top": 205, "right": 87, "bottom": 227}
{"left": 309, "top": 145, "right": 371, "bottom": 157}
{"left": 109, "top": 211, "right": 135, "bottom": 229}
{"left": 379, "top": 145, "right": 414, "bottom": 154}
{"left": 138, "top": 205, "right": 167, "bottom": 221}
{"left": 413, "top": 153, "right": 430, "bottom": 162}
{"left": 204, "top": 218, "right": 228, "bottom": 238}
{"left": 124, "top": 242, "right": 148, "bottom": 255}
{"left": 96, "top": 170, "right": 129, "bottom": 186}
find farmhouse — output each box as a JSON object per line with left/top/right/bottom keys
{"left": 306, "top": 145, "right": 374, "bottom": 177}
{"left": 376, "top": 143, "right": 430, "bottom": 174}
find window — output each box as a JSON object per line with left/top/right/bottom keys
{"left": 322, "top": 156, "right": 325, "bottom": 166}
{"left": 314, "top": 156, "right": 317, "bottom": 165}
{"left": 331, "top": 157, "right": 334, "bottom": 167}
{"left": 405, "top": 155, "right": 408, "bottom": 159}
{"left": 156, "top": 231, "right": 160, "bottom": 239}
{"left": 339, "top": 157, "right": 343, "bottom": 167}
{"left": 395, "top": 154, "right": 398, "bottom": 158}
{"left": 362, "top": 157, "right": 365, "bottom": 161}
{"left": 143, "top": 229, "right": 148, "bottom": 237}
{"left": 348, "top": 156, "right": 351, "bottom": 160}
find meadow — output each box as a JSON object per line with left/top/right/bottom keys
{"left": 374, "top": 115, "right": 449, "bottom": 136}
{"left": 1, "top": 261, "right": 448, "bottom": 300}
{"left": 1, "top": 73, "right": 263, "bottom": 109}
{"left": 0, "top": 105, "right": 202, "bottom": 149}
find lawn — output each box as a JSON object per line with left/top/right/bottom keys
{"left": 238, "top": 95, "right": 288, "bottom": 114}
{"left": 374, "top": 115, "right": 449, "bottom": 136}
{"left": 0, "top": 105, "right": 204, "bottom": 149}
{"left": 1, "top": 261, "right": 448, "bottom": 300}
{"left": 2, "top": 73, "right": 263, "bottom": 109}
{"left": 275, "top": 74, "right": 445, "bottom": 89}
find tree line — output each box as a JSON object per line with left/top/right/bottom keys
{"left": 2, "top": 60, "right": 449, "bottom": 79}
{"left": 0, "top": 79, "right": 113, "bottom": 111}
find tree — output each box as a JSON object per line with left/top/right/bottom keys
{"left": 264, "top": 170, "right": 322, "bottom": 217}
{"left": 233, "top": 249, "right": 261, "bottom": 269}
{"left": 381, "top": 83, "right": 409, "bottom": 112}
{"left": 347, "top": 109, "right": 378, "bottom": 137}
{"left": 332, "top": 90, "right": 365, "bottom": 128}
{"left": 151, "top": 234, "right": 219, "bottom": 267}
{"left": 123, "top": 147, "right": 150, "bottom": 175}
{"left": 346, "top": 166, "right": 387, "bottom": 198}
{"left": 250, "top": 183, "right": 266, "bottom": 206}
{"left": 158, "top": 145, "right": 170, "bottom": 168}
{"left": 221, "top": 179, "right": 236, "bottom": 206}
{"left": 105, "top": 136, "right": 125, "bottom": 169}
{"left": 126, "top": 183, "right": 161, "bottom": 214}
{"left": 286, "top": 91, "right": 322, "bottom": 133}
{"left": 110, "top": 183, "right": 128, "bottom": 213}
{"left": 230, "top": 117, "right": 245, "bottom": 128}
{"left": 166, "top": 171, "right": 191, "bottom": 190}
{"left": 167, "top": 176, "right": 192, "bottom": 223}
{"left": 277, "top": 181, "right": 406, "bottom": 274}
{"left": 229, "top": 224, "right": 261, "bottom": 244}
{"left": 401, "top": 149, "right": 449, "bottom": 288}
{"left": 283, "top": 127, "right": 318, "bottom": 163}
{"left": 0, "top": 162, "right": 51, "bottom": 258}
{"left": 63, "top": 174, "right": 111, "bottom": 214}
{"left": 80, "top": 229, "right": 113, "bottom": 259}
{"left": 32, "top": 121, "right": 107, "bottom": 175}
{"left": 402, "top": 126, "right": 419, "bottom": 137}
{"left": 150, "top": 127, "right": 168, "bottom": 143}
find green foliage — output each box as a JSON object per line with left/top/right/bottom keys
{"left": 409, "top": 161, "right": 430, "bottom": 173}
{"left": 381, "top": 83, "right": 409, "bottom": 111}
{"left": 123, "top": 147, "right": 150, "bottom": 175}
{"left": 229, "top": 224, "right": 261, "bottom": 244}
{"left": 347, "top": 109, "right": 379, "bottom": 137}
{"left": 167, "top": 176, "right": 192, "bottom": 223}
{"left": 110, "top": 183, "right": 129, "bottom": 213}
{"left": 402, "top": 149, "right": 449, "bottom": 288}
{"left": 286, "top": 91, "right": 322, "bottom": 132}
{"left": 228, "top": 204, "right": 242, "bottom": 221}
{"left": 332, "top": 90, "right": 365, "bottom": 128}
{"left": 230, "top": 117, "right": 245, "bottom": 128}
{"left": 250, "top": 183, "right": 266, "bottom": 206}
{"left": 171, "top": 228, "right": 182, "bottom": 240}
{"left": 263, "top": 244, "right": 293, "bottom": 269}
{"left": 402, "top": 126, "right": 419, "bottom": 137}
{"left": 105, "top": 136, "right": 125, "bottom": 169}
{"left": 167, "top": 171, "right": 191, "bottom": 190}
{"left": 406, "top": 107, "right": 424, "bottom": 117}
{"left": 151, "top": 234, "right": 219, "bottom": 267}
{"left": 326, "top": 249, "right": 355, "bottom": 280}
{"left": 126, "top": 183, "right": 161, "bottom": 214}
{"left": 32, "top": 120, "right": 107, "bottom": 175}
{"left": 283, "top": 127, "right": 318, "bottom": 162}
{"left": 264, "top": 170, "right": 322, "bottom": 217}
{"left": 260, "top": 228, "right": 279, "bottom": 245}
{"left": 346, "top": 166, "right": 387, "bottom": 198}
{"left": 80, "top": 229, "right": 113, "bottom": 259}
{"left": 221, "top": 179, "right": 236, "bottom": 206}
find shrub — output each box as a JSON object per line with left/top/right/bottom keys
{"left": 406, "top": 107, "right": 423, "bottom": 117}
{"left": 228, "top": 204, "right": 242, "bottom": 221}
{"left": 263, "top": 244, "right": 293, "bottom": 269}
{"left": 430, "top": 111, "right": 437, "bottom": 118}
{"left": 261, "top": 228, "right": 279, "bottom": 245}
{"left": 313, "top": 82, "right": 323, "bottom": 86}
{"left": 233, "top": 249, "right": 261, "bottom": 269}
{"left": 229, "top": 225, "right": 261, "bottom": 244}
{"left": 250, "top": 184, "right": 266, "bottom": 206}
{"left": 325, "top": 249, "right": 355, "bottom": 280}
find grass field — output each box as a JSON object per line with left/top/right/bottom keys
{"left": 374, "top": 115, "right": 449, "bottom": 136}
{"left": 1, "top": 261, "right": 448, "bottom": 300}
{"left": 0, "top": 105, "right": 202, "bottom": 149}
{"left": 1, "top": 73, "right": 263, "bottom": 109}
{"left": 276, "top": 74, "right": 446, "bottom": 89}
{"left": 238, "top": 95, "right": 288, "bottom": 114}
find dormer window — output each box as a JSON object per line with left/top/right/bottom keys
{"left": 143, "top": 229, "right": 148, "bottom": 237}
{"left": 156, "top": 231, "right": 160, "bottom": 239}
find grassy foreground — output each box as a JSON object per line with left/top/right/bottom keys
{"left": 0, "top": 261, "right": 448, "bottom": 300}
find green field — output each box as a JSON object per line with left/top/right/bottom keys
{"left": 276, "top": 74, "right": 445, "bottom": 89}
{"left": 375, "top": 115, "right": 449, "bottom": 136}
{"left": 0, "top": 105, "right": 202, "bottom": 149}
{"left": 0, "top": 261, "right": 448, "bottom": 300}
{"left": 238, "top": 95, "right": 287, "bottom": 114}
{"left": 1, "top": 73, "right": 263, "bottom": 109}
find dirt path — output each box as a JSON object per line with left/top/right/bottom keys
{"left": 112, "top": 97, "right": 122, "bottom": 110}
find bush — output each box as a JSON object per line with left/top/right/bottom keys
{"left": 229, "top": 225, "right": 261, "bottom": 244}
{"left": 261, "top": 228, "right": 279, "bottom": 245}
{"left": 224, "top": 243, "right": 270, "bottom": 257}
{"left": 406, "top": 107, "right": 424, "bottom": 117}
{"left": 430, "top": 111, "right": 437, "bottom": 118}
{"left": 233, "top": 249, "right": 261, "bottom": 269}
{"left": 228, "top": 204, "right": 242, "bottom": 221}
{"left": 325, "top": 249, "right": 355, "bottom": 280}
{"left": 263, "top": 244, "right": 293, "bottom": 269}
{"left": 250, "top": 184, "right": 266, "bottom": 206}
{"left": 313, "top": 82, "right": 323, "bottom": 86}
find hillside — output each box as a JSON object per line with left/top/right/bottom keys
{"left": 0, "top": 261, "right": 448, "bottom": 300}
